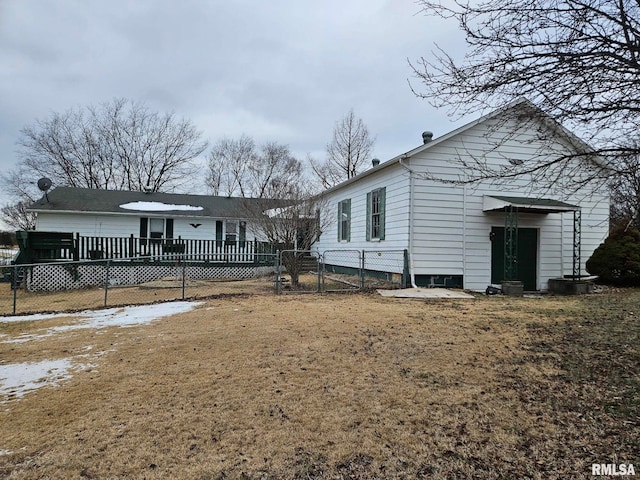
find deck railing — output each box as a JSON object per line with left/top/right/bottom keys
{"left": 74, "top": 234, "right": 276, "bottom": 263}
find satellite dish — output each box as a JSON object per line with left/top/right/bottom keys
{"left": 37, "top": 177, "right": 52, "bottom": 192}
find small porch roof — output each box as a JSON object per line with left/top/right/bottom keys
{"left": 483, "top": 195, "right": 580, "bottom": 214}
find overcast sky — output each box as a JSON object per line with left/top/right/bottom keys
{"left": 0, "top": 0, "right": 469, "bottom": 206}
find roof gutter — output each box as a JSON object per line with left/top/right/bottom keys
{"left": 398, "top": 155, "right": 418, "bottom": 288}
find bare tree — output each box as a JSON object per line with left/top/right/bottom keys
{"left": 310, "top": 109, "right": 375, "bottom": 188}
{"left": 246, "top": 187, "right": 329, "bottom": 287}
{"left": 9, "top": 98, "right": 207, "bottom": 195}
{"left": 1, "top": 202, "right": 36, "bottom": 231}
{"left": 411, "top": 0, "right": 640, "bottom": 192}
{"left": 206, "top": 136, "right": 303, "bottom": 198}
{"left": 206, "top": 135, "right": 256, "bottom": 197}
{"left": 609, "top": 150, "right": 640, "bottom": 229}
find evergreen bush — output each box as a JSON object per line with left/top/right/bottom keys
{"left": 586, "top": 225, "right": 640, "bottom": 285}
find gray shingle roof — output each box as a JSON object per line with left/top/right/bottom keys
{"left": 28, "top": 187, "right": 278, "bottom": 219}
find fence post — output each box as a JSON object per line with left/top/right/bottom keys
{"left": 12, "top": 265, "right": 18, "bottom": 315}
{"left": 403, "top": 249, "right": 410, "bottom": 288}
{"left": 275, "top": 253, "right": 281, "bottom": 294}
{"left": 317, "top": 253, "right": 323, "bottom": 293}
{"left": 74, "top": 232, "right": 80, "bottom": 261}
{"left": 320, "top": 252, "right": 325, "bottom": 293}
{"left": 104, "top": 259, "right": 110, "bottom": 307}
{"left": 181, "top": 254, "right": 187, "bottom": 300}
{"left": 360, "top": 250, "right": 365, "bottom": 290}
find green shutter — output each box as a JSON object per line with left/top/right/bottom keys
{"left": 239, "top": 222, "right": 246, "bottom": 242}
{"left": 139, "top": 218, "right": 148, "bottom": 246}
{"left": 140, "top": 217, "right": 148, "bottom": 238}
{"left": 337, "top": 201, "right": 342, "bottom": 241}
{"left": 366, "top": 192, "right": 371, "bottom": 241}
{"left": 166, "top": 218, "right": 174, "bottom": 239}
{"left": 215, "top": 221, "right": 223, "bottom": 241}
{"left": 379, "top": 187, "right": 386, "bottom": 240}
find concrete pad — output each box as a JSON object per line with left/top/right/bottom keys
{"left": 377, "top": 287, "right": 475, "bottom": 299}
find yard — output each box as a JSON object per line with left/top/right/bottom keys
{"left": 0, "top": 288, "right": 638, "bottom": 479}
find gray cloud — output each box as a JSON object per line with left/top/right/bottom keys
{"left": 0, "top": 0, "right": 467, "bottom": 206}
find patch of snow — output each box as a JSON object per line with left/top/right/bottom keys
{"left": 2, "top": 335, "right": 39, "bottom": 344}
{"left": 263, "top": 206, "right": 289, "bottom": 218}
{"left": 2, "top": 301, "right": 201, "bottom": 325}
{"left": 59, "top": 301, "right": 202, "bottom": 330}
{"left": 0, "top": 302, "right": 203, "bottom": 402}
{"left": 0, "top": 312, "right": 73, "bottom": 324}
{"left": 119, "top": 201, "right": 203, "bottom": 212}
{"left": 1, "top": 301, "right": 202, "bottom": 344}
{"left": 0, "top": 359, "right": 75, "bottom": 402}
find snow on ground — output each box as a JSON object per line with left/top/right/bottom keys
{"left": 0, "top": 301, "right": 203, "bottom": 327}
{"left": 0, "top": 311, "right": 69, "bottom": 324}
{"left": 0, "top": 301, "right": 203, "bottom": 404}
{"left": 0, "top": 359, "right": 74, "bottom": 401}
{"left": 119, "top": 201, "right": 203, "bottom": 211}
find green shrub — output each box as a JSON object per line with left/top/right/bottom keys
{"left": 586, "top": 225, "right": 640, "bottom": 285}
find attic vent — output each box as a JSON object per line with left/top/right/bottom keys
{"left": 372, "top": 158, "right": 380, "bottom": 167}
{"left": 422, "top": 131, "right": 434, "bottom": 144}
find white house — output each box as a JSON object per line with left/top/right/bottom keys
{"left": 313, "top": 99, "right": 610, "bottom": 292}
{"left": 27, "top": 187, "right": 277, "bottom": 260}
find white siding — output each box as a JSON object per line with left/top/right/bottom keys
{"left": 314, "top": 165, "right": 410, "bottom": 272}
{"left": 36, "top": 213, "right": 140, "bottom": 238}
{"left": 406, "top": 114, "right": 609, "bottom": 291}
{"left": 35, "top": 212, "right": 262, "bottom": 242}
{"left": 313, "top": 108, "right": 609, "bottom": 291}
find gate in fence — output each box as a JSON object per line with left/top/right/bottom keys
{"left": 276, "top": 250, "right": 322, "bottom": 293}
{"left": 275, "top": 249, "right": 408, "bottom": 294}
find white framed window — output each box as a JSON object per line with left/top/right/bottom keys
{"left": 225, "top": 221, "right": 237, "bottom": 242}
{"left": 366, "top": 187, "right": 386, "bottom": 241}
{"left": 149, "top": 218, "right": 164, "bottom": 239}
{"left": 140, "top": 217, "right": 174, "bottom": 245}
{"left": 338, "top": 199, "right": 351, "bottom": 242}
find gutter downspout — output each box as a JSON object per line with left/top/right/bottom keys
{"left": 399, "top": 155, "right": 418, "bottom": 288}
{"left": 462, "top": 183, "right": 467, "bottom": 289}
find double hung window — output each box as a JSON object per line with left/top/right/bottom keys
{"left": 337, "top": 199, "right": 351, "bottom": 242}
{"left": 366, "top": 187, "right": 386, "bottom": 241}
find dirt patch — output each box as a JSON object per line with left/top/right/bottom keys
{"left": 0, "top": 290, "right": 638, "bottom": 479}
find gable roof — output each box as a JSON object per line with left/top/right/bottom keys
{"left": 28, "top": 187, "right": 278, "bottom": 219}
{"left": 322, "top": 97, "right": 598, "bottom": 195}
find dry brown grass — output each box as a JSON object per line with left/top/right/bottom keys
{"left": 0, "top": 289, "right": 638, "bottom": 479}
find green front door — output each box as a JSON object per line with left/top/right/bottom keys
{"left": 491, "top": 227, "right": 538, "bottom": 291}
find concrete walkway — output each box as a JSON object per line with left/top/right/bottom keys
{"left": 377, "top": 287, "right": 475, "bottom": 299}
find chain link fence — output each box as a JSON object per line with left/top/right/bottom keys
{"left": 276, "top": 249, "right": 408, "bottom": 294}
{"left": 321, "top": 250, "right": 362, "bottom": 292}
{"left": 0, "top": 254, "right": 278, "bottom": 315}
{"left": 0, "top": 248, "right": 409, "bottom": 315}
{"left": 275, "top": 250, "right": 321, "bottom": 293}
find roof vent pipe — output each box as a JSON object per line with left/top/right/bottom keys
{"left": 372, "top": 158, "right": 380, "bottom": 167}
{"left": 422, "top": 131, "right": 433, "bottom": 144}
